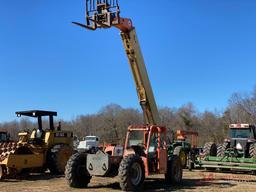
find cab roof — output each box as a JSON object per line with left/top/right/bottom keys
{"left": 229, "top": 124, "right": 255, "bottom": 129}
{"left": 15, "top": 110, "right": 57, "bottom": 117}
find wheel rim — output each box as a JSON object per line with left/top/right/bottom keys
{"left": 131, "top": 162, "right": 142, "bottom": 186}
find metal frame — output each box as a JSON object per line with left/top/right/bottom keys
{"left": 73, "top": 0, "right": 159, "bottom": 125}
{"left": 16, "top": 110, "right": 57, "bottom": 131}
{"left": 124, "top": 125, "right": 167, "bottom": 176}
{"left": 199, "top": 156, "right": 256, "bottom": 170}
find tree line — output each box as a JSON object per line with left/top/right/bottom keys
{"left": 1, "top": 87, "right": 256, "bottom": 146}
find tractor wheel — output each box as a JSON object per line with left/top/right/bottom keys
{"left": 118, "top": 154, "right": 145, "bottom": 191}
{"left": 203, "top": 142, "right": 217, "bottom": 156}
{"left": 173, "top": 146, "right": 187, "bottom": 168}
{"left": 165, "top": 155, "right": 183, "bottom": 184}
{"left": 217, "top": 143, "right": 227, "bottom": 157}
{"left": 47, "top": 144, "right": 73, "bottom": 175}
{"left": 203, "top": 142, "right": 217, "bottom": 171}
{"left": 65, "top": 153, "right": 91, "bottom": 188}
{"left": 216, "top": 143, "right": 229, "bottom": 172}
{"left": 249, "top": 143, "right": 256, "bottom": 158}
{"left": 217, "top": 143, "right": 230, "bottom": 172}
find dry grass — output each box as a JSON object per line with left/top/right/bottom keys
{"left": 0, "top": 170, "right": 255, "bottom": 192}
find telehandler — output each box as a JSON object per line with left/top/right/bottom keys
{"left": 65, "top": 1, "right": 182, "bottom": 191}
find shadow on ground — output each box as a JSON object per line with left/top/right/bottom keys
{"left": 143, "top": 178, "right": 236, "bottom": 191}
{"left": 1, "top": 173, "right": 63, "bottom": 182}
{"left": 85, "top": 177, "right": 236, "bottom": 191}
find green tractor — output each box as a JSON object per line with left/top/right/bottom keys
{"left": 169, "top": 130, "right": 199, "bottom": 170}
{"left": 200, "top": 124, "right": 256, "bottom": 172}
{"left": 217, "top": 124, "right": 256, "bottom": 158}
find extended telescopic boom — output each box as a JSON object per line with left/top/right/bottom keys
{"left": 73, "top": 0, "right": 160, "bottom": 125}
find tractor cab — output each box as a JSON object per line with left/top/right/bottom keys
{"left": 123, "top": 125, "right": 167, "bottom": 175}
{"left": 228, "top": 124, "right": 256, "bottom": 140}
{"left": 224, "top": 124, "right": 256, "bottom": 157}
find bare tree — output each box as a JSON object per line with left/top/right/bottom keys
{"left": 228, "top": 88, "right": 256, "bottom": 123}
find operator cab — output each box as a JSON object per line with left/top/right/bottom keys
{"left": 16, "top": 110, "right": 57, "bottom": 145}
{"left": 124, "top": 125, "right": 167, "bottom": 175}
{"left": 225, "top": 124, "right": 256, "bottom": 157}
{"left": 228, "top": 124, "right": 256, "bottom": 139}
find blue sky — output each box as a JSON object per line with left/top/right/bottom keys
{"left": 0, "top": 0, "right": 256, "bottom": 122}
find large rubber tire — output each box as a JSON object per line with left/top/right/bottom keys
{"left": 203, "top": 142, "right": 217, "bottom": 171}
{"left": 65, "top": 153, "right": 91, "bottom": 188}
{"left": 217, "top": 143, "right": 228, "bottom": 157}
{"left": 118, "top": 154, "right": 145, "bottom": 191}
{"left": 203, "top": 142, "right": 217, "bottom": 156}
{"left": 47, "top": 144, "right": 73, "bottom": 175}
{"left": 165, "top": 155, "right": 183, "bottom": 184}
{"left": 249, "top": 143, "right": 256, "bottom": 159}
{"left": 173, "top": 146, "right": 187, "bottom": 168}
{"left": 217, "top": 143, "right": 230, "bottom": 172}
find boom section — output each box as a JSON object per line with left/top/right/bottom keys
{"left": 74, "top": 0, "right": 160, "bottom": 125}
{"left": 120, "top": 29, "right": 160, "bottom": 125}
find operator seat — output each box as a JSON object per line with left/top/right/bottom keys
{"left": 35, "top": 129, "right": 45, "bottom": 139}
{"left": 148, "top": 136, "right": 157, "bottom": 158}
{"left": 29, "top": 129, "right": 45, "bottom": 145}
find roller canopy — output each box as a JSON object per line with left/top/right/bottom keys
{"left": 15, "top": 110, "right": 57, "bottom": 117}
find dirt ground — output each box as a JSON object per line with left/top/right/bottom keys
{"left": 0, "top": 170, "right": 255, "bottom": 192}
